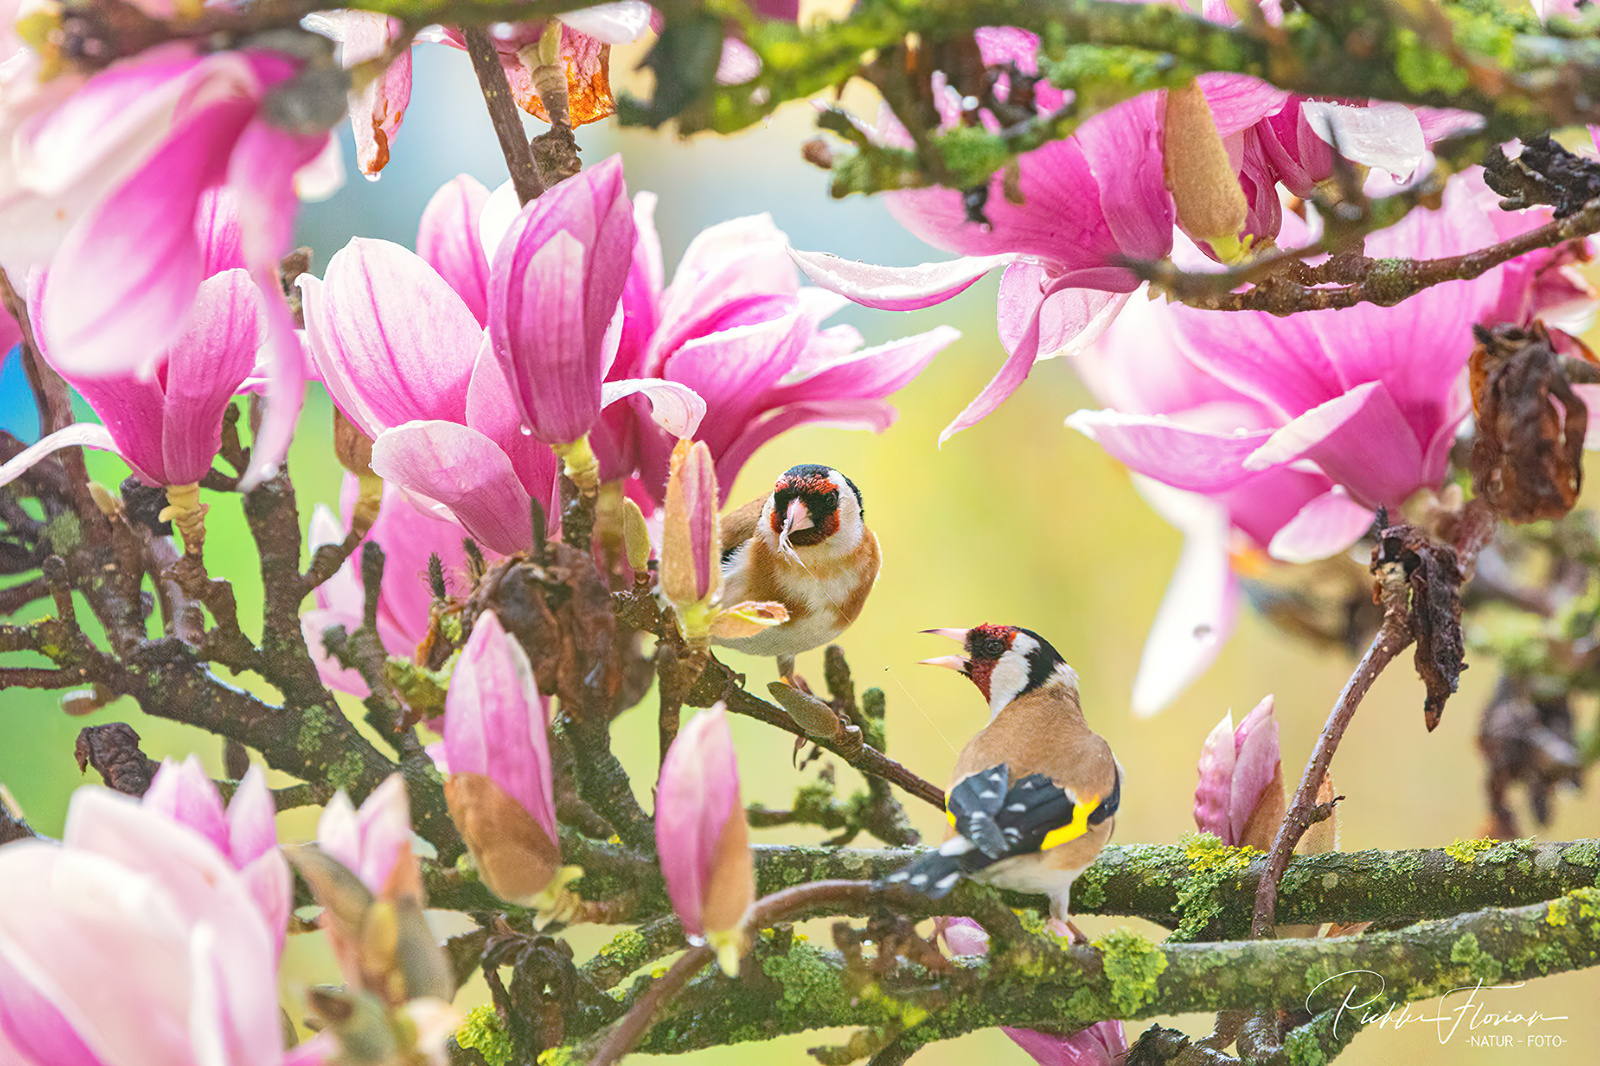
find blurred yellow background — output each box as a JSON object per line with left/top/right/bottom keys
{"left": 2, "top": 26, "right": 1597, "bottom": 1066}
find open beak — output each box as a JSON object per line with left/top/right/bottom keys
{"left": 919, "top": 628, "right": 969, "bottom": 672}
{"left": 781, "top": 497, "right": 813, "bottom": 540}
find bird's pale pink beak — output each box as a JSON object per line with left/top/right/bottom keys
{"left": 919, "top": 628, "right": 969, "bottom": 672}
{"left": 783, "top": 497, "right": 813, "bottom": 535}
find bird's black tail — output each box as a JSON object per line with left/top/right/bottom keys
{"left": 878, "top": 847, "right": 968, "bottom": 899}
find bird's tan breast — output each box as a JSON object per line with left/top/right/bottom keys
{"left": 949, "top": 690, "right": 1117, "bottom": 802}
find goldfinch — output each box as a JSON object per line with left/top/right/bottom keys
{"left": 715, "top": 465, "right": 881, "bottom": 677}
{"left": 883, "top": 624, "right": 1122, "bottom": 922}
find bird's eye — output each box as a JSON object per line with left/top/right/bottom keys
{"left": 974, "top": 635, "right": 1006, "bottom": 659}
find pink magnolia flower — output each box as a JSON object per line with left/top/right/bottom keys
{"left": 1194, "top": 695, "right": 1283, "bottom": 850}
{"left": 1068, "top": 170, "right": 1594, "bottom": 712}
{"left": 942, "top": 917, "right": 1127, "bottom": 1064}
{"left": 0, "top": 785, "right": 291, "bottom": 1066}
{"left": 794, "top": 15, "right": 1459, "bottom": 443}
{"left": 0, "top": 37, "right": 337, "bottom": 487}
{"left": 613, "top": 206, "right": 957, "bottom": 503}
{"left": 441, "top": 610, "right": 581, "bottom": 921}
{"left": 143, "top": 755, "right": 291, "bottom": 958}
{"left": 302, "top": 234, "right": 558, "bottom": 553}
{"left": 488, "top": 155, "right": 637, "bottom": 467}
{"left": 656, "top": 704, "right": 754, "bottom": 975}
{"left": 304, "top": 170, "right": 701, "bottom": 551}
{"left": 0, "top": 261, "right": 262, "bottom": 488}
{"left": 303, "top": 476, "right": 475, "bottom": 698}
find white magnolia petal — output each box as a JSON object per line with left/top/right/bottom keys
{"left": 0, "top": 422, "right": 118, "bottom": 488}
{"left": 787, "top": 247, "right": 1016, "bottom": 311}
{"left": 1301, "top": 100, "right": 1425, "bottom": 179}
{"left": 1129, "top": 478, "right": 1238, "bottom": 716}
{"left": 601, "top": 379, "right": 706, "bottom": 439}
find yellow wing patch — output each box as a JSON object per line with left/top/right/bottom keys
{"left": 1039, "top": 792, "right": 1099, "bottom": 852}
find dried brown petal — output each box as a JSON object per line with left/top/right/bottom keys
{"left": 73, "top": 722, "right": 158, "bottom": 796}
{"left": 445, "top": 771, "right": 562, "bottom": 906}
{"left": 1469, "top": 322, "right": 1587, "bottom": 523}
{"left": 1373, "top": 523, "right": 1464, "bottom": 731}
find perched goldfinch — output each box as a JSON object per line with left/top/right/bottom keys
{"left": 883, "top": 624, "right": 1122, "bottom": 922}
{"left": 715, "top": 465, "right": 881, "bottom": 677}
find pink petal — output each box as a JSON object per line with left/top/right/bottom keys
{"left": 238, "top": 274, "right": 305, "bottom": 490}
{"left": 997, "top": 268, "right": 1127, "bottom": 360}
{"left": 713, "top": 399, "right": 897, "bottom": 495}
{"left": 417, "top": 175, "right": 491, "bottom": 325}
{"left": 787, "top": 248, "right": 1014, "bottom": 311}
{"left": 1301, "top": 101, "right": 1425, "bottom": 178}
{"left": 369, "top": 421, "right": 533, "bottom": 555}
{"left": 1195, "top": 73, "right": 1290, "bottom": 138}
{"left": 1066, "top": 410, "right": 1272, "bottom": 493}
{"left": 160, "top": 269, "right": 264, "bottom": 485}
{"left": 143, "top": 757, "right": 229, "bottom": 852}
{"left": 555, "top": 1, "right": 654, "bottom": 42}
{"left": 768, "top": 325, "right": 957, "bottom": 408}
{"left": 1266, "top": 485, "right": 1374, "bottom": 564}
{"left": 308, "top": 238, "right": 480, "bottom": 436}
{"left": 1244, "top": 380, "right": 1424, "bottom": 508}
{"left": 463, "top": 343, "right": 561, "bottom": 508}
{"left": 1194, "top": 713, "right": 1239, "bottom": 840}
{"left": 37, "top": 98, "right": 254, "bottom": 377}
{"left": 1228, "top": 697, "right": 1280, "bottom": 843}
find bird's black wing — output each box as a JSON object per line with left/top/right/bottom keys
{"left": 879, "top": 766, "right": 1087, "bottom": 899}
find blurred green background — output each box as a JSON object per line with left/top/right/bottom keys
{"left": 3, "top": 24, "right": 1598, "bottom": 1066}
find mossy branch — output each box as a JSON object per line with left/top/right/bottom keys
{"left": 579, "top": 888, "right": 1600, "bottom": 1055}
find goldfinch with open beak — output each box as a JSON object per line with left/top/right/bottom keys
{"left": 883, "top": 624, "right": 1122, "bottom": 922}
{"left": 715, "top": 465, "right": 881, "bottom": 677}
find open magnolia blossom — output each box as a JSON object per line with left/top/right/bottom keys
{"left": 1069, "top": 169, "right": 1596, "bottom": 713}
{"left": 660, "top": 438, "right": 788, "bottom": 646}
{"left": 0, "top": 782, "right": 312, "bottom": 1066}
{"left": 656, "top": 705, "right": 756, "bottom": 976}
{"left": 0, "top": 20, "right": 342, "bottom": 487}
{"left": 439, "top": 610, "right": 583, "bottom": 925}
{"left": 792, "top": 13, "right": 1474, "bottom": 445}
{"left": 303, "top": 162, "right": 706, "bottom": 550}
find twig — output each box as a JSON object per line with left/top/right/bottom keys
{"left": 1149, "top": 195, "right": 1600, "bottom": 314}
{"left": 461, "top": 27, "right": 546, "bottom": 205}
{"left": 690, "top": 655, "right": 945, "bottom": 811}
{"left": 1249, "top": 572, "right": 1416, "bottom": 937}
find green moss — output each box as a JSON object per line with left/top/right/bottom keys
{"left": 296, "top": 705, "right": 332, "bottom": 754}
{"left": 328, "top": 750, "right": 366, "bottom": 793}
{"left": 456, "top": 1005, "right": 512, "bottom": 1066}
{"left": 762, "top": 942, "right": 853, "bottom": 1023}
{"left": 1444, "top": 838, "right": 1495, "bottom": 863}
{"left": 1284, "top": 1024, "right": 1328, "bottom": 1066}
{"left": 936, "top": 126, "right": 1011, "bottom": 188}
{"left": 1094, "top": 928, "right": 1168, "bottom": 1017}
{"left": 1560, "top": 839, "right": 1600, "bottom": 869}
{"left": 1546, "top": 887, "right": 1600, "bottom": 927}
{"left": 535, "top": 1047, "right": 574, "bottom": 1066}
{"left": 1450, "top": 933, "right": 1505, "bottom": 984}
{"left": 45, "top": 511, "right": 83, "bottom": 555}
{"left": 1171, "top": 833, "right": 1254, "bottom": 941}
{"left": 597, "top": 928, "right": 647, "bottom": 958}
{"left": 1074, "top": 871, "right": 1106, "bottom": 911}
{"left": 1481, "top": 839, "right": 1537, "bottom": 864}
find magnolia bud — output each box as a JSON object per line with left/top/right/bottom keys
{"left": 1164, "top": 79, "right": 1249, "bottom": 260}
